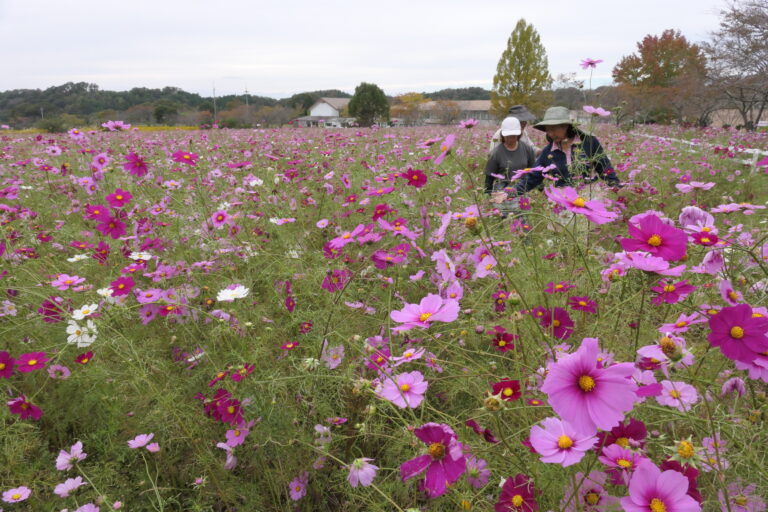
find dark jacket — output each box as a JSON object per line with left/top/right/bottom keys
{"left": 516, "top": 129, "right": 619, "bottom": 194}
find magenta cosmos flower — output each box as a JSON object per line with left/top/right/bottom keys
{"left": 0, "top": 351, "right": 15, "bottom": 378}
{"left": 15, "top": 351, "right": 48, "bottom": 373}
{"left": 620, "top": 461, "right": 701, "bottom": 512}
{"left": 707, "top": 304, "right": 768, "bottom": 364}
{"left": 377, "top": 371, "right": 428, "bottom": 408}
{"left": 529, "top": 417, "right": 597, "bottom": 467}
{"left": 400, "top": 422, "right": 466, "bottom": 498}
{"left": 619, "top": 214, "right": 688, "bottom": 262}
{"left": 390, "top": 293, "right": 459, "bottom": 332}
{"left": 541, "top": 337, "right": 637, "bottom": 435}
{"left": 172, "top": 151, "right": 199, "bottom": 165}
{"left": 105, "top": 188, "right": 133, "bottom": 208}
{"left": 401, "top": 168, "right": 428, "bottom": 188}
{"left": 495, "top": 473, "right": 540, "bottom": 512}
{"left": 123, "top": 152, "right": 148, "bottom": 176}
{"left": 651, "top": 279, "right": 697, "bottom": 305}
{"left": 544, "top": 186, "right": 617, "bottom": 224}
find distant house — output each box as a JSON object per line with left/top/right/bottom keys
{"left": 294, "top": 97, "right": 354, "bottom": 127}
{"left": 294, "top": 97, "right": 498, "bottom": 127}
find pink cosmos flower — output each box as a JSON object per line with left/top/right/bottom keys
{"left": 390, "top": 293, "right": 459, "bottom": 332}
{"left": 495, "top": 473, "right": 540, "bottom": 512}
{"left": 123, "top": 152, "right": 148, "bottom": 177}
{"left": 541, "top": 337, "right": 637, "bottom": 435}
{"left": 568, "top": 296, "right": 597, "bottom": 313}
{"left": 539, "top": 307, "right": 574, "bottom": 340}
{"left": 657, "top": 381, "right": 699, "bottom": 411}
{"left": 95, "top": 216, "right": 127, "bottom": 239}
{"left": 321, "top": 344, "right": 345, "bottom": 369}
{"left": 651, "top": 279, "right": 696, "bottom": 305}
{"left": 75, "top": 504, "right": 100, "bottom": 512}
{"left": 561, "top": 470, "right": 618, "bottom": 512}
{"left": 289, "top": 471, "right": 308, "bottom": 500}
{"left": 391, "top": 347, "right": 425, "bottom": 367}
{"left": 619, "top": 214, "right": 688, "bottom": 261}
{"left": 0, "top": 351, "right": 15, "bottom": 378}
{"left": 719, "top": 279, "right": 743, "bottom": 305}
{"left": 615, "top": 251, "right": 686, "bottom": 276}
{"left": 54, "top": 476, "right": 87, "bottom": 497}
{"left": 580, "top": 58, "right": 603, "bottom": 69}
{"left": 321, "top": 269, "right": 352, "bottom": 292}
{"left": 583, "top": 105, "right": 611, "bottom": 117}
{"left": 127, "top": 433, "right": 154, "bottom": 449}
{"left": 545, "top": 281, "right": 575, "bottom": 294}
{"left": 172, "top": 151, "right": 199, "bottom": 165}
{"left": 598, "top": 443, "right": 648, "bottom": 476}
{"left": 2, "top": 486, "right": 31, "bottom": 503}
{"left": 51, "top": 273, "right": 86, "bottom": 290}
{"left": 110, "top": 276, "right": 135, "bottom": 297}
{"left": 377, "top": 371, "right": 428, "bottom": 408}
{"left": 210, "top": 210, "right": 229, "bottom": 228}
{"left": 544, "top": 186, "right": 617, "bottom": 224}
{"left": 433, "top": 134, "right": 456, "bottom": 165}
{"left": 620, "top": 461, "right": 701, "bottom": 512}
{"left": 7, "top": 394, "right": 43, "bottom": 420}
{"left": 105, "top": 188, "right": 133, "bottom": 208}
{"left": 399, "top": 422, "right": 466, "bottom": 498}
{"left": 15, "top": 351, "right": 48, "bottom": 373}
{"left": 347, "top": 458, "right": 378, "bottom": 487}
{"left": 675, "top": 181, "right": 715, "bottom": 193}
{"left": 707, "top": 304, "right": 768, "bottom": 364}
{"left": 56, "top": 440, "right": 87, "bottom": 470}
{"left": 529, "top": 417, "right": 597, "bottom": 467}
{"left": 216, "top": 442, "right": 237, "bottom": 470}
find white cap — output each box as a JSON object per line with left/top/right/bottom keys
{"left": 500, "top": 117, "right": 522, "bottom": 136}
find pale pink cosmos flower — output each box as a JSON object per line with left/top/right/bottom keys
{"left": 347, "top": 458, "right": 378, "bottom": 487}
{"left": 580, "top": 58, "right": 603, "bottom": 69}
{"left": 529, "top": 416, "right": 597, "bottom": 467}
{"left": 656, "top": 380, "right": 699, "bottom": 412}
{"left": 390, "top": 293, "right": 459, "bottom": 332}
{"left": 56, "top": 440, "right": 87, "bottom": 471}
{"left": 127, "top": 433, "right": 154, "bottom": 449}
{"left": 583, "top": 105, "right": 611, "bottom": 117}
{"left": 54, "top": 476, "right": 87, "bottom": 498}
{"left": 51, "top": 274, "right": 85, "bottom": 291}
{"left": 544, "top": 186, "right": 618, "bottom": 224}
{"left": 376, "top": 370, "right": 429, "bottom": 408}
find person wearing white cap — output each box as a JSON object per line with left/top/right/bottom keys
{"left": 488, "top": 104, "right": 540, "bottom": 155}
{"left": 484, "top": 116, "right": 537, "bottom": 217}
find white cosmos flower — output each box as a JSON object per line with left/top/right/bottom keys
{"left": 216, "top": 285, "right": 250, "bottom": 302}
{"left": 66, "top": 319, "right": 97, "bottom": 347}
{"left": 72, "top": 303, "right": 98, "bottom": 320}
{"left": 129, "top": 251, "right": 152, "bottom": 261}
{"left": 248, "top": 177, "right": 263, "bottom": 186}
{"left": 67, "top": 254, "right": 89, "bottom": 263}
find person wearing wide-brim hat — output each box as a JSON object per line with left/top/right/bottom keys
{"left": 515, "top": 106, "right": 620, "bottom": 195}
{"left": 489, "top": 105, "right": 540, "bottom": 155}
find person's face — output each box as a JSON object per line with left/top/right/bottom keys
{"left": 545, "top": 124, "right": 569, "bottom": 142}
{"left": 502, "top": 134, "right": 519, "bottom": 145}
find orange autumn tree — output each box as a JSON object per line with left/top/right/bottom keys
{"left": 613, "top": 29, "right": 709, "bottom": 124}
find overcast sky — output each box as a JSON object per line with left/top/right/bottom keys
{"left": 0, "top": 0, "right": 724, "bottom": 99}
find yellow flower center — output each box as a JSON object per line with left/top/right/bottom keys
{"left": 342, "top": 233, "right": 351, "bottom": 239}
{"left": 503, "top": 388, "right": 514, "bottom": 397}
{"left": 553, "top": 320, "right": 561, "bottom": 327}
{"left": 498, "top": 340, "right": 506, "bottom": 347}
{"left": 28, "top": 359, "right": 37, "bottom": 366}
{"left": 81, "top": 358, "right": 89, "bottom": 364}
{"left": 11, "top": 493, "right": 21, "bottom": 500}
{"left": 728, "top": 291, "right": 739, "bottom": 300}
{"left": 647, "top": 234, "right": 663, "bottom": 247}
{"left": 400, "top": 383, "right": 410, "bottom": 392}
{"left": 572, "top": 197, "right": 586, "bottom": 208}
{"left": 730, "top": 326, "right": 744, "bottom": 339}
{"left": 663, "top": 284, "right": 676, "bottom": 293}
{"left": 616, "top": 437, "right": 629, "bottom": 448}
{"left": 0, "top": 363, "right": 5, "bottom": 370}
{"left": 735, "top": 496, "right": 748, "bottom": 506}
{"left": 675, "top": 321, "right": 687, "bottom": 328}
{"left": 617, "top": 458, "right": 632, "bottom": 469}
{"left": 116, "top": 195, "right": 123, "bottom": 200}
{"left": 184, "top": 154, "right": 191, "bottom": 159}
{"left": 585, "top": 492, "right": 600, "bottom": 506}
{"left": 512, "top": 495, "right": 524, "bottom": 507}
{"left": 669, "top": 390, "right": 681, "bottom": 399}
{"left": 578, "top": 375, "right": 596, "bottom": 392}
{"left": 650, "top": 498, "right": 667, "bottom": 512}
{"left": 677, "top": 440, "right": 695, "bottom": 459}
{"left": 427, "top": 442, "right": 445, "bottom": 459}
{"left": 65, "top": 279, "right": 73, "bottom": 284}
{"left": 227, "top": 406, "right": 235, "bottom": 414}
{"left": 557, "top": 435, "right": 574, "bottom": 449}
{"left": 578, "top": 301, "right": 587, "bottom": 306}
{"left": 700, "top": 237, "right": 711, "bottom": 243}
{"left": 485, "top": 263, "right": 493, "bottom": 270}
{"left": 419, "top": 312, "right": 432, "bottom": 322}
{"left": 702, "top": 226, "right": 710, "bottom": 232}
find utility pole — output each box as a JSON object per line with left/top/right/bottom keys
{"left": 212, "top": 82, "right": 218, "bottom": 126}
{"left": 245, "top": 84, "right": 250, "bottom": 127}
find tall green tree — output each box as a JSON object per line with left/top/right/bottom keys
{"left": 491, "top": 19, "right": 553, "bottom": 119}
{"left": 348, "top": 82, "right": 390, "bottom": 127}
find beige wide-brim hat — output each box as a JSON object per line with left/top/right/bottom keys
{"left": 533, "top": 106, "right": 579, "bottom": 131}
